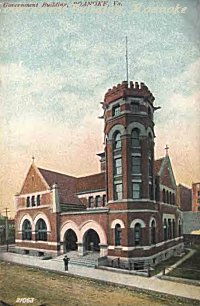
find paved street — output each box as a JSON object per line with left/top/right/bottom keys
{"left": 0, "top": 251, "right": 199, "bottom": 302}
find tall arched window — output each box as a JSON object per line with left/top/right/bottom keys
{"left": 113, "top": 132, "right": 121, "bottom": 150}
{"left": 22, "top": 219, "right": 32, "bottom": 240}
{"left": 163, "top": 189, "right": 166, "bottom": 203}
{"left": 35, "top": 219, "right": 47, "bottom": 241}
{"left": 134, "top": 223, "right": 142, "bottom": 246}
{"left": 131, "top": 129, "right": 140, "bottom": 147}
{"left": 150, "top": 220, "right": 156, "bottom": 244}
{"left": 163, "top": 219, "right": 167, "bottom": 241}
{"left": 115, "top": 224, "right": 121, "bottom": 246}
{"left": 166, "top": 191, "right": 169, "bottom": 204}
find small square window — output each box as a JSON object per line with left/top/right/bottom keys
{"left": 131, "top": 102, "right": 139, "bottom": 113}
{"left": 112, "top": 105, "right": 120, "bottom": 117}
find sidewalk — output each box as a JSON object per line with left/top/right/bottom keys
{"left": 0, "top": 252, "right": 200, "bottom": 302}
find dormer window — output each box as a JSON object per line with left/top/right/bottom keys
{"left": 112, "top": 104, "right": 120, "bottom": 117}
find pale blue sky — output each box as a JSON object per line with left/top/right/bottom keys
{"left": 0, "top": 0, "right": 200, "bottom": 215}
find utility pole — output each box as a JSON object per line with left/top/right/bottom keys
{"left": 3, "top": 208, "right": 10, "bottom": 252}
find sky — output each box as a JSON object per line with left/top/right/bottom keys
{"left": 0, "top": 0, "right": 200, "bottom": 217}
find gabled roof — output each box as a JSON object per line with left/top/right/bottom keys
{"left": 76, "top": 172, "right": 105, "bottom": 193}
{"left": 154, "top": 155, "right": 176, "bottom": 189}
{"left": 38, "top": 168, "right": 81, "bottom": 205}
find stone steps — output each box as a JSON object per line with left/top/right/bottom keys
{"left": 54, "top": 251, "right": 99, "bottom": 268}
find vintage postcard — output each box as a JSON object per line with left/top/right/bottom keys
{"left": 0, "top": 0, "right": 200, "bottom": 305}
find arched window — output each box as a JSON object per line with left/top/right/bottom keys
{"left": 36, "top": 195, "right": 40, "bottom": 206}
{"left": 134, "top": 223, "right": 142, "bottom": 246}
{"left": 166, "top": 191, "right": 169, "bottom": 204}
{"left": 35, "top": 219, "right": 47, "bottom": 241}
{"left": 163, "top": 189, "right": 166, "bottom": 203}
{"left": 22, "top": 219, "right": 32, "bottom": 240}
{"left": 31, "top": 196, "right": 35, "bottom": 207}
{"left": 26, "top": 197, "right": 30, "bottom": 207}
{"left": 163, "top": 219, "right": 167, "bottom": 241}
{"left": 115, "top": 224, "right": 121, "bottom": 246}
{"left": 150, "top": 220, "right": 156, "bottom": 244}
{"left": 113, "top": 132, "right": 121, "bottom": 150}
{"left": 131, "top": 129, "right": 140, "bottom": 147}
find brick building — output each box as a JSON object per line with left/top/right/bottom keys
{"left": 176, "top": 184, "right": 192, "bottom": 211}
{"left": 14, "top": 81, "right": 184, "bottom": 268}
{"left": 192, "top": 183, "right": 200, "bottom": 212}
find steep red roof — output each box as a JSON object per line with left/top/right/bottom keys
{"left": 38, "top": 168, "right": 81, "bottom": 205}
{"left": 154, "top": 158, "right": 164, "bottom": 176}
{"left": 76, "top": 172, "right": 106, "bottom": 193}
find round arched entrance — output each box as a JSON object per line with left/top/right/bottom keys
{"left": 84, "top": 229, "right": 100, "bottom": 252}
{"left": 64, "top": 229, "right": 78, "bottom": 252}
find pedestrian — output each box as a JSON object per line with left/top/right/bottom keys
{"left": 63, "top": 255, "right": 70, "bottom": 271}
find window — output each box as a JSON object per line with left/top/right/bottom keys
{"left": 22, "top": 219, "right": 32, "bottom": 240}
{"left": 149, "top": 183, "right": 154, "bottom": 200}
{"left": 132, "top": 183, "right": 141, "bottom": 199}
{"left": 102, "top": 195, "right": 106, "bottom": 207}
{"left": 166, "top": 191, "right": 169, "bottom": 204}
{"left": 88, "top": 196, "right": 94, "bottom": 208}
{"left": 36, "top": 195, "right": 40, "bottom": 206}
{"left": 35, "top": 219, "right": 47, "bottom": 241}
{"left": 168, "top": 219, "right": 172, "bottom": 239}
{"left": 131, "top": 129, "right": 140, "bottom": 147}
{"left": 197, "top": 191, "right": 200, "bottom": 197}
{"left": 148, "top": 106, "right": 153, "bottom": 119}
{"left": 172, "top": 219, "right": 175, "bottom": 238}
{"left": 163, "top": 219, "right": 167, "bottom": 241}
{"left": 114, "top": 183, "right": 123, "bottom": 200}
{"left": 148, "top": 158, "right": 153, "bottom": 176}
{"left": 151, "top": 220, "right": 156, "bottom": 244}
{"left": 112, "top": 105, "right": 120, "bottom": 117}
{"left": 132, "top": 156, "right": 141, "bottom": 174}
{"left": 95, "top": 196, "right": 101, "bottom": 207}
{"left": 115, "top": 224, "right": 121, "bottom": 246}
{"left": 113, "top": 132, "right": 121, "bottom": 150}
{"left": 26, "top": 197, "right": 30, "bottom": 208}
{"left": 134, "top": 223, "right": 142, "bottom": 246}
{"left": 163, "top": 189, "right": 166, "bottom": 203}
{"left": 131, "top": 102, "right": 139, "bottom": 113}
{"left": 114, "top": 158, "right": 122, "bottom": 175}
{"left": 31, "top": 196, "right": 35, "bottom": 207}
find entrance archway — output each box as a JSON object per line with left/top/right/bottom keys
{"left": 64, "top": 229, "right": 78, "bottom": 252}
{"left": 84, "top": 229, "right": 100, "bottom": 252}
